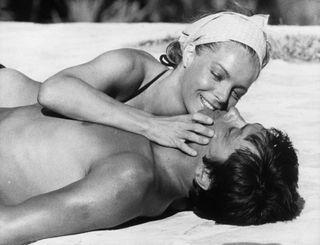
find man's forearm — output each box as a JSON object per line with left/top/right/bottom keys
{"left": 0, "top": 205, "right": 25, "bottom": 245}
{"left": 0, "top": 201, "right": 54, "bottom": 245}
{"left": 0, "top": 156, "right": 150, "bottom": 244}
{"left": 0, "top": 194, "right": 96, "bottom": 245}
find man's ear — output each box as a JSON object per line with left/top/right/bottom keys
{"left": 182, "top": 43, "right": 196, "bottom": 68}
{"left": 195, "top": 164, "right": 211, "bottom": 190}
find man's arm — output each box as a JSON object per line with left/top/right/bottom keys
{"left": 0, "top": 153, "right": 153, "bottom": 245}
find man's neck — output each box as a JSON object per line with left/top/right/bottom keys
{"left": 151, "top": 141, "right": 207, "bottom": 200}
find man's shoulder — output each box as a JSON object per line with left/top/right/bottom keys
{"left": 93, "top": 152, "right": 155, "bottom": 187}
{"left": 92, "top": 152, "right": 160, "bottom": 211}
{"left": 109, "top": 152, "right": 171, "bottom": 216}
{"left": 117, "top": 152, "right": 155, "bottom": 182}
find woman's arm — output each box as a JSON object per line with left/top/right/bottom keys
{"left": 38, "top": 48, "right": 214, "bottom": 156}
{"left": 38, "top": 48, "right": 154, "bottom": 134}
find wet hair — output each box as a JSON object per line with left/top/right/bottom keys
{"left": 188, "top": 128, "right": 302, "bottom": 226}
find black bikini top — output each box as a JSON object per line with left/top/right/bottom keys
{"left": 131, "top": 69, "right": 169, "bottom": 98}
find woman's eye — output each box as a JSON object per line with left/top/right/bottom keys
{"left": 211, "top": 72, "right": 222, "bottom": 81}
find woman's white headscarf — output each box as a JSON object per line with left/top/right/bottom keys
{"left": 179, "top": 12, "right": 269, "bottom": 67}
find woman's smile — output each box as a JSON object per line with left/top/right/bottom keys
{"left": 200, "top": 94, "right": 214, "bottom": 110}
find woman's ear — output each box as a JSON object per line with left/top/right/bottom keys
{"left": 182, "top": 43, "right": 196, "bottom": 68}
{"left": 195, "top": 164, "right": 211, "bottom": 190}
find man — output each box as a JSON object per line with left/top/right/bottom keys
{"left": 0, "top": 104, "right": 300, "bottom": 245}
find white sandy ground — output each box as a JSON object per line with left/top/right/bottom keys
{"left": 0, "top": 22, "right": 320, "bottom": 245}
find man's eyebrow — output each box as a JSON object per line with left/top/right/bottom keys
{"left": 240, "top": 124, "right": 250, "bottom": 133}
{"left": 224, "top": 126, "right": 235, "bottom": 138}
{"left": 242, "top": 125, "right": 266, "bottom": 140}
{"left": 236, "top": 87, "right": 248, "bottom": 92}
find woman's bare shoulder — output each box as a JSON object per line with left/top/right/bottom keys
{"left": 101, "top": 48, "right": 167, "bottom": 82}
{"left": 96, "top": 48, "right": 166, "bottom": 74}
{"left": 80, "top": 48, "right": 166, "bottom": 100}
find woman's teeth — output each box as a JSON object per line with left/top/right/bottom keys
{"left": 200, "top": 95, "right": 214, "bottom": 110}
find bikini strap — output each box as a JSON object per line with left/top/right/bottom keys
{"left": 132, "top": 69, "right": 168, "bottom": 98}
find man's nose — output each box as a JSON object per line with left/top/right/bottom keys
{"left": 225, "top": 107, "right": 246, "bottom": 127}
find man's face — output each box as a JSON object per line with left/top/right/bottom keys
{"left": 206, "top": 107, "right": 265, "bottom": 160}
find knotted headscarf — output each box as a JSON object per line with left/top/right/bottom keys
{"left": 179, "top": 12, "right": 269, "bottom": 67}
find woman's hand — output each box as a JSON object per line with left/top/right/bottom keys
{"left": 146, "top": 112, "right": 214, "bottom": 156}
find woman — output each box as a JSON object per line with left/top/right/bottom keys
{"left": 0, "top": 11, "right": 270, "bottom": 156}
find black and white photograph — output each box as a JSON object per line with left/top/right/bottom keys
{"left": 0, "top": 0, "right": 319, "bottom": 244}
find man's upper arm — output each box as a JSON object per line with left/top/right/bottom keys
{"left": 60, "top": 153, "right": 153, "bottom": 228}
{"left": 1, "top": 153, "right": 153, "bottom": 244}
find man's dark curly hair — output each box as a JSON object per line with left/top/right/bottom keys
{"left": 189, "top": 128, "right": 302, "bottom": 225}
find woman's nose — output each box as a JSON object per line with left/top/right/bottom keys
{"left": 214, "top": 82, "right": 232, "bottom": 109}
{"left": 225, "top": 107, "right": 247, "bottom": 127}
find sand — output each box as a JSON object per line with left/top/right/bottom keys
{"left": 0, "top": 22, "right": 319, "bottom": 245}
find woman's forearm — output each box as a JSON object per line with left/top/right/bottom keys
{"left": 38, "top": 74, "right": 215, "bottom": 156}
{"left": 38, "top": 75, "right": 152, "bottom": 136}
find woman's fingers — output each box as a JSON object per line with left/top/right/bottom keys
{"left": 146, "top": 115, "right": 215, "bottom": 157}
{"left": 177, "top": 140, "right": 198, "bottom": 156}
{"left": 192, "top": 112, "right": 213, "bottom": 125}
{"left": 189, "top": 123, "right": 214, "bottom": 137}
{"left": 183, "top": 131, "right": 210, "bottom": 145}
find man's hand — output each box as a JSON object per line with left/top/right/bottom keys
{"left": 146, "top": 112, "right": 214, "bottom": 156}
